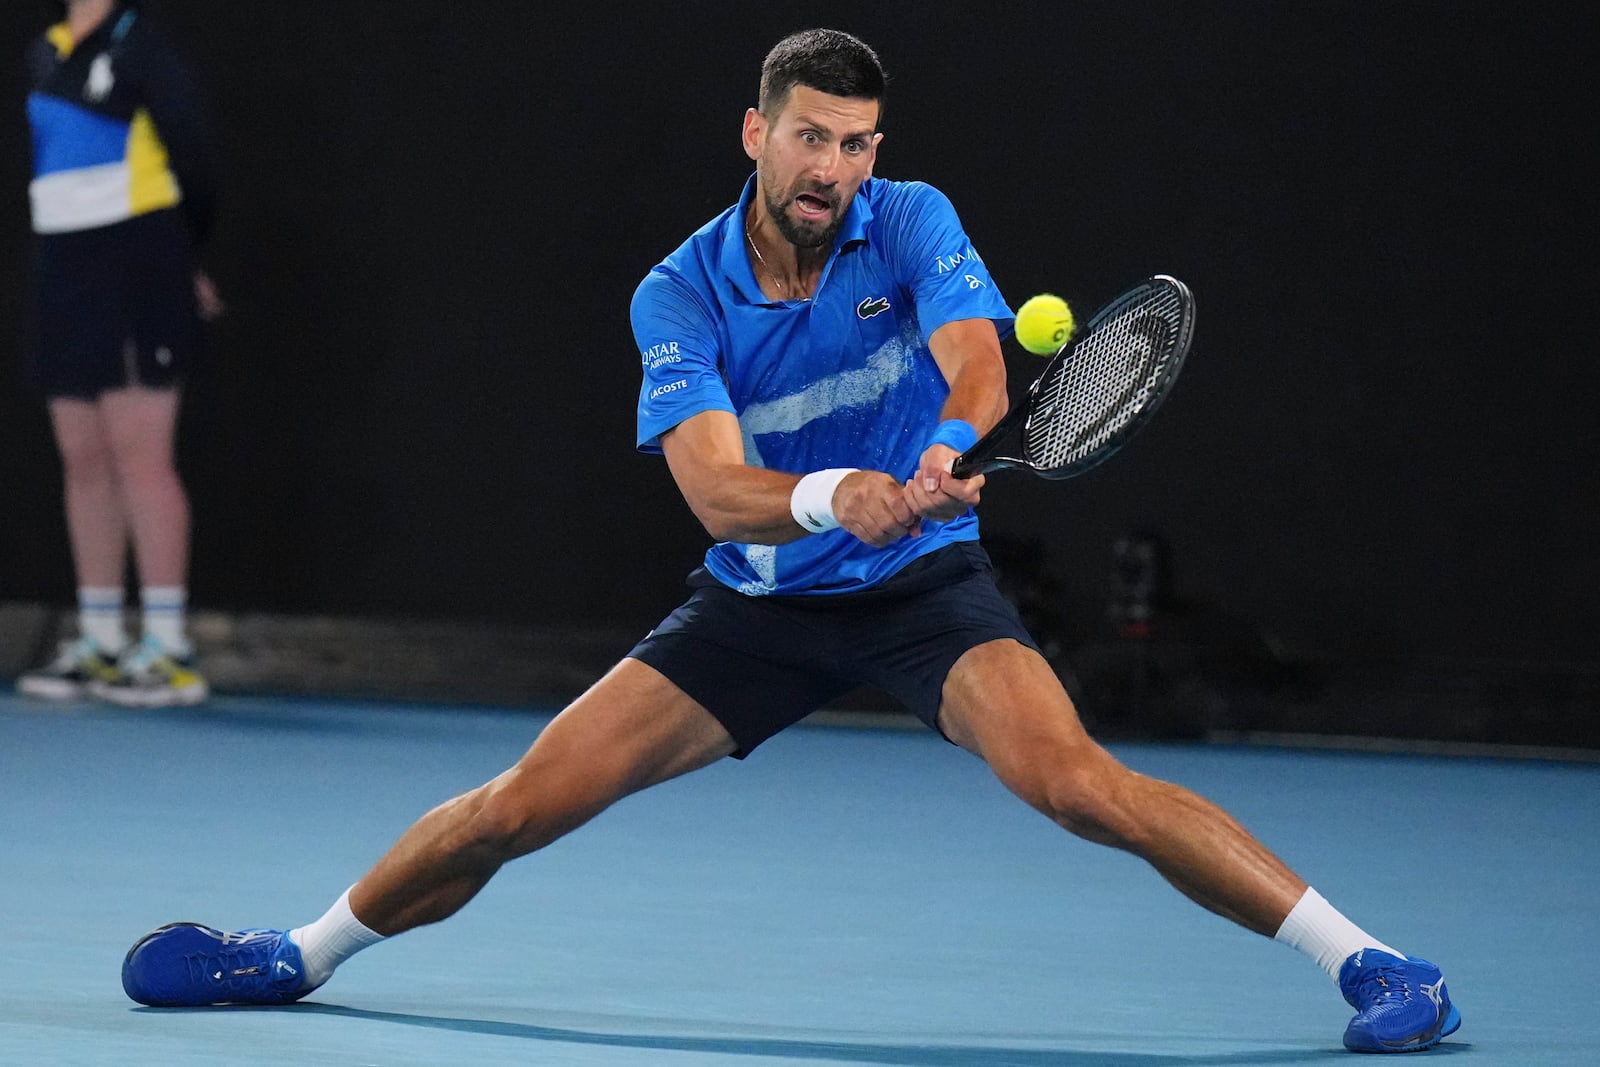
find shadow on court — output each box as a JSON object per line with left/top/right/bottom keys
{"left": 133, "top": 1002, "right": 1387, "bottom": 1064}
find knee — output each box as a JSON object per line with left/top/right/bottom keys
{"left": 1013, "top": 751, "right": 1145, "bottom": 849}
{"left": 110, "top": 450, "right": 181, "bottom": 493}
{"left": 455, "top": 756, "right": 616, "bottom": 862}
{"left": 452, "top": 776, "right": 546, "bottom": 863}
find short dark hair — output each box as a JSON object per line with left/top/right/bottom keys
{"left": 758, "top": 29, "right": 886, "bottom": 123}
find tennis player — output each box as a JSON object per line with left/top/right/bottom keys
{"left": 121, "top": 28, "right": 1459, "bottom": 1053}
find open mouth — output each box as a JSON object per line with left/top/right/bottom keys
{"left": 794, "top": 192, "right": 834, "bottom": 220}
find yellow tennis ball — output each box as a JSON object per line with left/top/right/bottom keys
{"left": 1014, "top": 293, "right": 1075, "bottom": 355}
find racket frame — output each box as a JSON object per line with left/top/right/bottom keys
{"left": 952, "top": 274, "right": 1195, "bottom": 480}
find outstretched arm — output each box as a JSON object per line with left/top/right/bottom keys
{"left": 660, "top": 410, "right": 920, "bottom": 547}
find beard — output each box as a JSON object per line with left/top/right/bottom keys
{"left": 760, "top": 172, "right": 846, "bottom": 251}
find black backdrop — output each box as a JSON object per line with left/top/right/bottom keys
{"left": 2, "top": 2, "right": 1595, "bottom": 678}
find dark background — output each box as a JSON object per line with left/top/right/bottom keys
{"left": 2, "top": 3, "right": 1595, "bottom": 738}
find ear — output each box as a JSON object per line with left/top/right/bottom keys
{"left": 865, "top": 131, "right": 883, "bottom": 177}
{"left": 741, "top": 108, "right": 765, "bottom": 162}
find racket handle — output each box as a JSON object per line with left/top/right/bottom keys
{"left": 950, "top": 406, "right": 1023, "bottom": 479}
{"left": 952, "top": 453, "right": 1002, "bottom": 479}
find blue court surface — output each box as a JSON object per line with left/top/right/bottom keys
{"left": 2, "top": 691, "right": 1596, "bottom": 1065}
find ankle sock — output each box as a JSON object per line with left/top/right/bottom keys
{"left": 1274, "top": 887, "right": 1403, "bottom": 980}
{"left": 289, "top": 887, "right": 386, "bottom": 988}
{"left": 79, "top": 586, "right": 126, "bottom": 653}
{"left": 140, "top": 586, "right": 190, "bottom": 655}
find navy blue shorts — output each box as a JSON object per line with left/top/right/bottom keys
{"left": 30, "top": 210, "right": 199, "bottom": 399}
{"left": 627, "top": 541, "right": 1041, "bottom": 757}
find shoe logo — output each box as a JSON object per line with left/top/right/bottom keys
{"left": 212, "top": 971, "right": 222, "bottom": 980}
{"left": 275, "top": 961, "right": 298, "bottom": 978}
{"left": 1420, "top": 980, "right": 1444, "bottom": 1010}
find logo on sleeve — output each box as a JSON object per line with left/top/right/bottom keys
{"left": 934, "top": 245, "right": 984, "bottom": 273}
{"left": 856, "top": 296, "right": 891, "bottom": 319}
{"left": 641, "top": 341, "right": 682, "bottom": 369}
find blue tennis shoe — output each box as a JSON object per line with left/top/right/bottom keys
{"left": 1337, "top": 948, "right": 1460, "bottom": 1053}
{"left": 122, "top": 923, "right": 318, "bottom": 1006}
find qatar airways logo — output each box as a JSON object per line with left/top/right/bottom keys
{"left": 641, "top": 341, "right": 682, "bottom": 368}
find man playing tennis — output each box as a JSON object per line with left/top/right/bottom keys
{"left": 122, "top": 28, "right": 1460, "bottom": 1054}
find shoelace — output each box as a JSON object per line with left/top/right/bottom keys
{"left": 1352, "top": 965, "right": 1416, "bottom": 1011}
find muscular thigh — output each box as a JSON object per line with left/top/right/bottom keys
{"left": 936, "top": 639, "right": 1102, "bottom": 777}
{"left": 512, "top": 658, "right": 738, "bottom": 805}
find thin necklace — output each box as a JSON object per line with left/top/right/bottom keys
{"left": 745, "top": 227, "right": 788, "bottom": 297}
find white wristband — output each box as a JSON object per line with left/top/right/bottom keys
{"left": 790, "top": 468, "right": 859, "bottom": 533}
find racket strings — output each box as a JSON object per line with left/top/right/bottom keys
{"left": 1022, "top": 290, "right": 1185, "bottom": 469}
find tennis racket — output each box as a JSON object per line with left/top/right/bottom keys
{"left": 952, "top": 274, "right": 1195, "bottom": 480}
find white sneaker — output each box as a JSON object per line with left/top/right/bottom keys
{"left": 16, "top": 638, "right": 121, "bottom": 700}
{"left": 91, "top": 636, "right": 209, "bottom": 707}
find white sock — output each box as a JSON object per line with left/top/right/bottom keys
{"left": 289, "top": 887, "right": 386, "bottom": 988}
{"left": 1274, "top": 887, "right": 1404, "bottom": 980}
{"left": 140, "top": 586, "right": 190, "bottom": 654}
{"left": 79, "top": 587, "right": 126, "bottom": 653}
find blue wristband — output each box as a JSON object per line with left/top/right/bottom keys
{"left": 927, "top": 419, "right": 979, "bottom": 454}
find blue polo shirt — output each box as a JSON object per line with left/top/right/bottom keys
{"left": 632, "top": 174, "right": 1014, "bottom": 596}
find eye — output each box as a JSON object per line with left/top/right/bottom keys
{"left": 801, "top": 131, "right": 820, "bottom": 145}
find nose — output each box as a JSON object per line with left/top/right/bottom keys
{"left": 809, "top": 144, "right": 842, "bottom": 184}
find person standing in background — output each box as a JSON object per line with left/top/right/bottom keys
{"left": 16, "top": 0, "right": 221, "bottom": 707}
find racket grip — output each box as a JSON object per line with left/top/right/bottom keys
{"left": 949, "top": 403, "right": 1024, "bottom": 480}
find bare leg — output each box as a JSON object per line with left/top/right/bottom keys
{"left": 48, "top": 398, "right": 129, "bottom": 589}
{"left": 938, "top": 639, "right": 1305, "bottom": 935}
{"left": 99, "top": 386, "right": 189, "bottom": 588}
{"left": 350, "top": 659, "right": 737, "bottom": 935}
